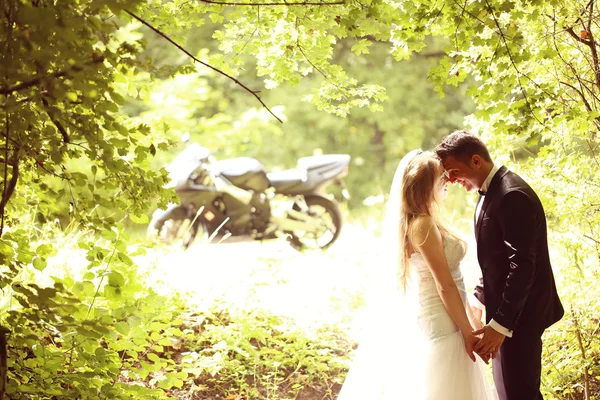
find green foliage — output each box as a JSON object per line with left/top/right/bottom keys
{"left": 174, "top": 307, "right": 349, "bottom": 399}
{"left": 2, "top": 224, "right": 183, "bottom": 399}
{"left": 540, "top": 233, "right": 600, "bottom": 399}
{"left": 1, "top": 222, "right": 353, "bottom": 399}
{"left": 0, "top": 0, "right": 174, "bottom": 229}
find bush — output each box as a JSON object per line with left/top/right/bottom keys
{"left": 1, "top": 223, "right": 355, "bottom": 399}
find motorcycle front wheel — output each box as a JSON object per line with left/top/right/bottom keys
{"left": 148, "top": 210, "right": 204, "bottom": 250}
{"left": 288, "top": 195, "right": 342, "bottom": 251}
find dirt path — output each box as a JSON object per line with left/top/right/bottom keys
{"left": 141, "top": 224, "right": 482, "bottom": 330}
{"left": 140, "top": 225, "right": 378, "bottom": 334}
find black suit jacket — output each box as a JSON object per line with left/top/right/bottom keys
{"left": 474, "top": 166, "right": 564, "bottom": 337}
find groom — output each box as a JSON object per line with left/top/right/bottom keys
{"left": 435, "top": 131, "right": 564, "bottom": 400}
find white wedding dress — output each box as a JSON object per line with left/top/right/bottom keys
{"left": 337, "top": 234, "right": 498, "bottom": 399}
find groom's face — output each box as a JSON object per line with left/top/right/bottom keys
{"left": 441, "top": 156, "right": 481, "bottom": 192}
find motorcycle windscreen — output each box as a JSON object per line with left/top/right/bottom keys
{"left": 165, "top": 143, "right": 211, "bottom": 188}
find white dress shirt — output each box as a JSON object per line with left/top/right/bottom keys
{"left": 475, "top": 163, "right": 500, "bottom": 223}
{"left": 470, "top": 163, "right": 514, "bottom": 338}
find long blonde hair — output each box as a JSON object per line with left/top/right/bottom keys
{"left": 396, "top": 151, "right": 464, "bottom": 291}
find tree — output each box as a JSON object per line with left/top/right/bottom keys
{"left": 0, "top": 2, "right": 178, "bottom": 397}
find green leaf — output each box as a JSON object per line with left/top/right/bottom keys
{"left": 129, "top": 213, "right": 149, "bottom": 224}
{"left": 147, "top": 353, "right": 161, "bottom": 364}
{"left": 126, "top": 350, "right": 138, "bottom": 359}
{"left": 83, "top": 272, "right": 95, "bottom": 280}
{"left": 115, "top": 321, "right": 130, "bottom": 335}
{"left": 32, "top": 257, "right": 47, "bottom": 271}
{"left": 76, "top": 327, "right": 103, "bottom": 339}
{"left": 108, "top": 271, "right": 125, "bottom": 287}
{"left": 106, "top": 102, "right": 119, "bottom": 113}
{"left": 36, "top": 244, "right": 54, "bottom": 256}
{"left": 111, "top": 92, "right": 125, "bottom": 105}
{"left": 32, "top": 344, "right": 44, "bottom": 357}
{"left": 351, "top": 39, "right": 371, "bottom": 55}
{"left": 104, "top": 285, "right": 122, "bottom": 299}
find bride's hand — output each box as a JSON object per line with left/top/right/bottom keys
{"left": 461, "top": 332, "right": 478, "bottom": 362}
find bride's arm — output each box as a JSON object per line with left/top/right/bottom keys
{"left": 411, "top": 216, "right": 477, "bottom": 361}
{"left": 466, "top": 300, "right": 484, "bottom": 331}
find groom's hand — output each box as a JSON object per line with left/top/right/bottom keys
{"left": 473, "top": 325, "right": 505, "bottom": 360}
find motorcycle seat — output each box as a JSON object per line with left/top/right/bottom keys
{"left": 213, "top": 157, "right": 271, "bottom": 192}
{"left": 213, "top": 157, "right": 265, "bottom": 177}
{"left": 267, "top": 169, "right": 307, "bottom": 189}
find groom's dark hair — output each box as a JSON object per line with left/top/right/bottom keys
{"left": 434, "top": 130, "right": 492, "bottom": 163}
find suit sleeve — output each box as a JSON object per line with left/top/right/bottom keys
{"left": 473, "top": 276, "right": 485, "bottom": 307}
{"left": 493, "top": 190, "right": 538, "bottom": 331}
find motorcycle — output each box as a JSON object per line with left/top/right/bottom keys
{"left": 148, "top": 139, "right": 351, "bottom": 251}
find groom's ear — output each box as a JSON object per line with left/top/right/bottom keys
{"left": 471, "top": 154, "right": 483, "bottom": 169}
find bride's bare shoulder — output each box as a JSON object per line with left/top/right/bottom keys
{"left": 411, "top": 215, "right": 433, "bottom": 229}
{"left": 410, "top": 216, "right": 436, "bottom": 243}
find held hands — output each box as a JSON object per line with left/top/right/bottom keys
{"left": 472, "top": 325, "right": 506, "bottom": 364}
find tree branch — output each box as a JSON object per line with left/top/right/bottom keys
{"left": 125, "top": 10, "right": 283, "bottom": 123}
{"left": 0, "top": 115, "right": 9, "bottom": 238}
{"left": 0, "top": 118, "right": 19, "bottom": 238}
{"left": 565, "top": 26, "right": 592, "bottom": 45}
{"left": 584, "top": 234, "right": 600, "bottom": 244}
{"left": 115, "top": 172, "right": 138, "bottom": 204}
{"left": 0, "top": 57, "right": 105, "bottom": 96}
{"left": 297, "top": 42, "right": 327, "bottom": 78}
{"left": 426, "top": 4, "right": 446, "bottom": 30}
{"left": 418, "top": 50, "right": 448, "bottom": 58}
{"left": 567, "top": 24, "right": 600, "bottom": 91}
{"left": 571, "top": 310, "right": 591, "bottom": 400}
{"left": 586, "top": 139, "right": 600, "bottom": 170}
{"left": 560, "top": 80, "right": 593, "bottom": 111}
{"left": 0, "top": 157, "right": 16, "bottom": 168}
{"left": 35, "top": 161, "right": 66, "bottom": 179}
{"left": 1, "top": 160, "right": 19, "bottom": 213}
{"left": 552, "top": 16, "right": 599, "bottom": 114}
{"left": 585, "top": 1, "right": 600, "bottom": 92}
{"left": 484, "top": 0, "right": 550, "bottom": 125}
{"left": 198, "top": 0, "right": 344, "bottom": 5}
{"left": 453, "top": 0, "right": 472, "bottom": 52}
{"left": 552, "top": 22, "right": 600, "bottom": 115}
{"left": 42, "top": 98, "right": 70, "bottom": 144}
{"left": 587, "top": 0, "right": 594, "bottom": 33}
{"left": 452, "top": 0, "right": 487, "bottom": 26}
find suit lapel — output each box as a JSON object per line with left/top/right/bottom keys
{"left": 475, "top": 165, "right": 509, "bottom": 240}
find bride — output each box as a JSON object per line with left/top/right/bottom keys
{"left": 337, "top": 150, "right": 498, "bottom": 399}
